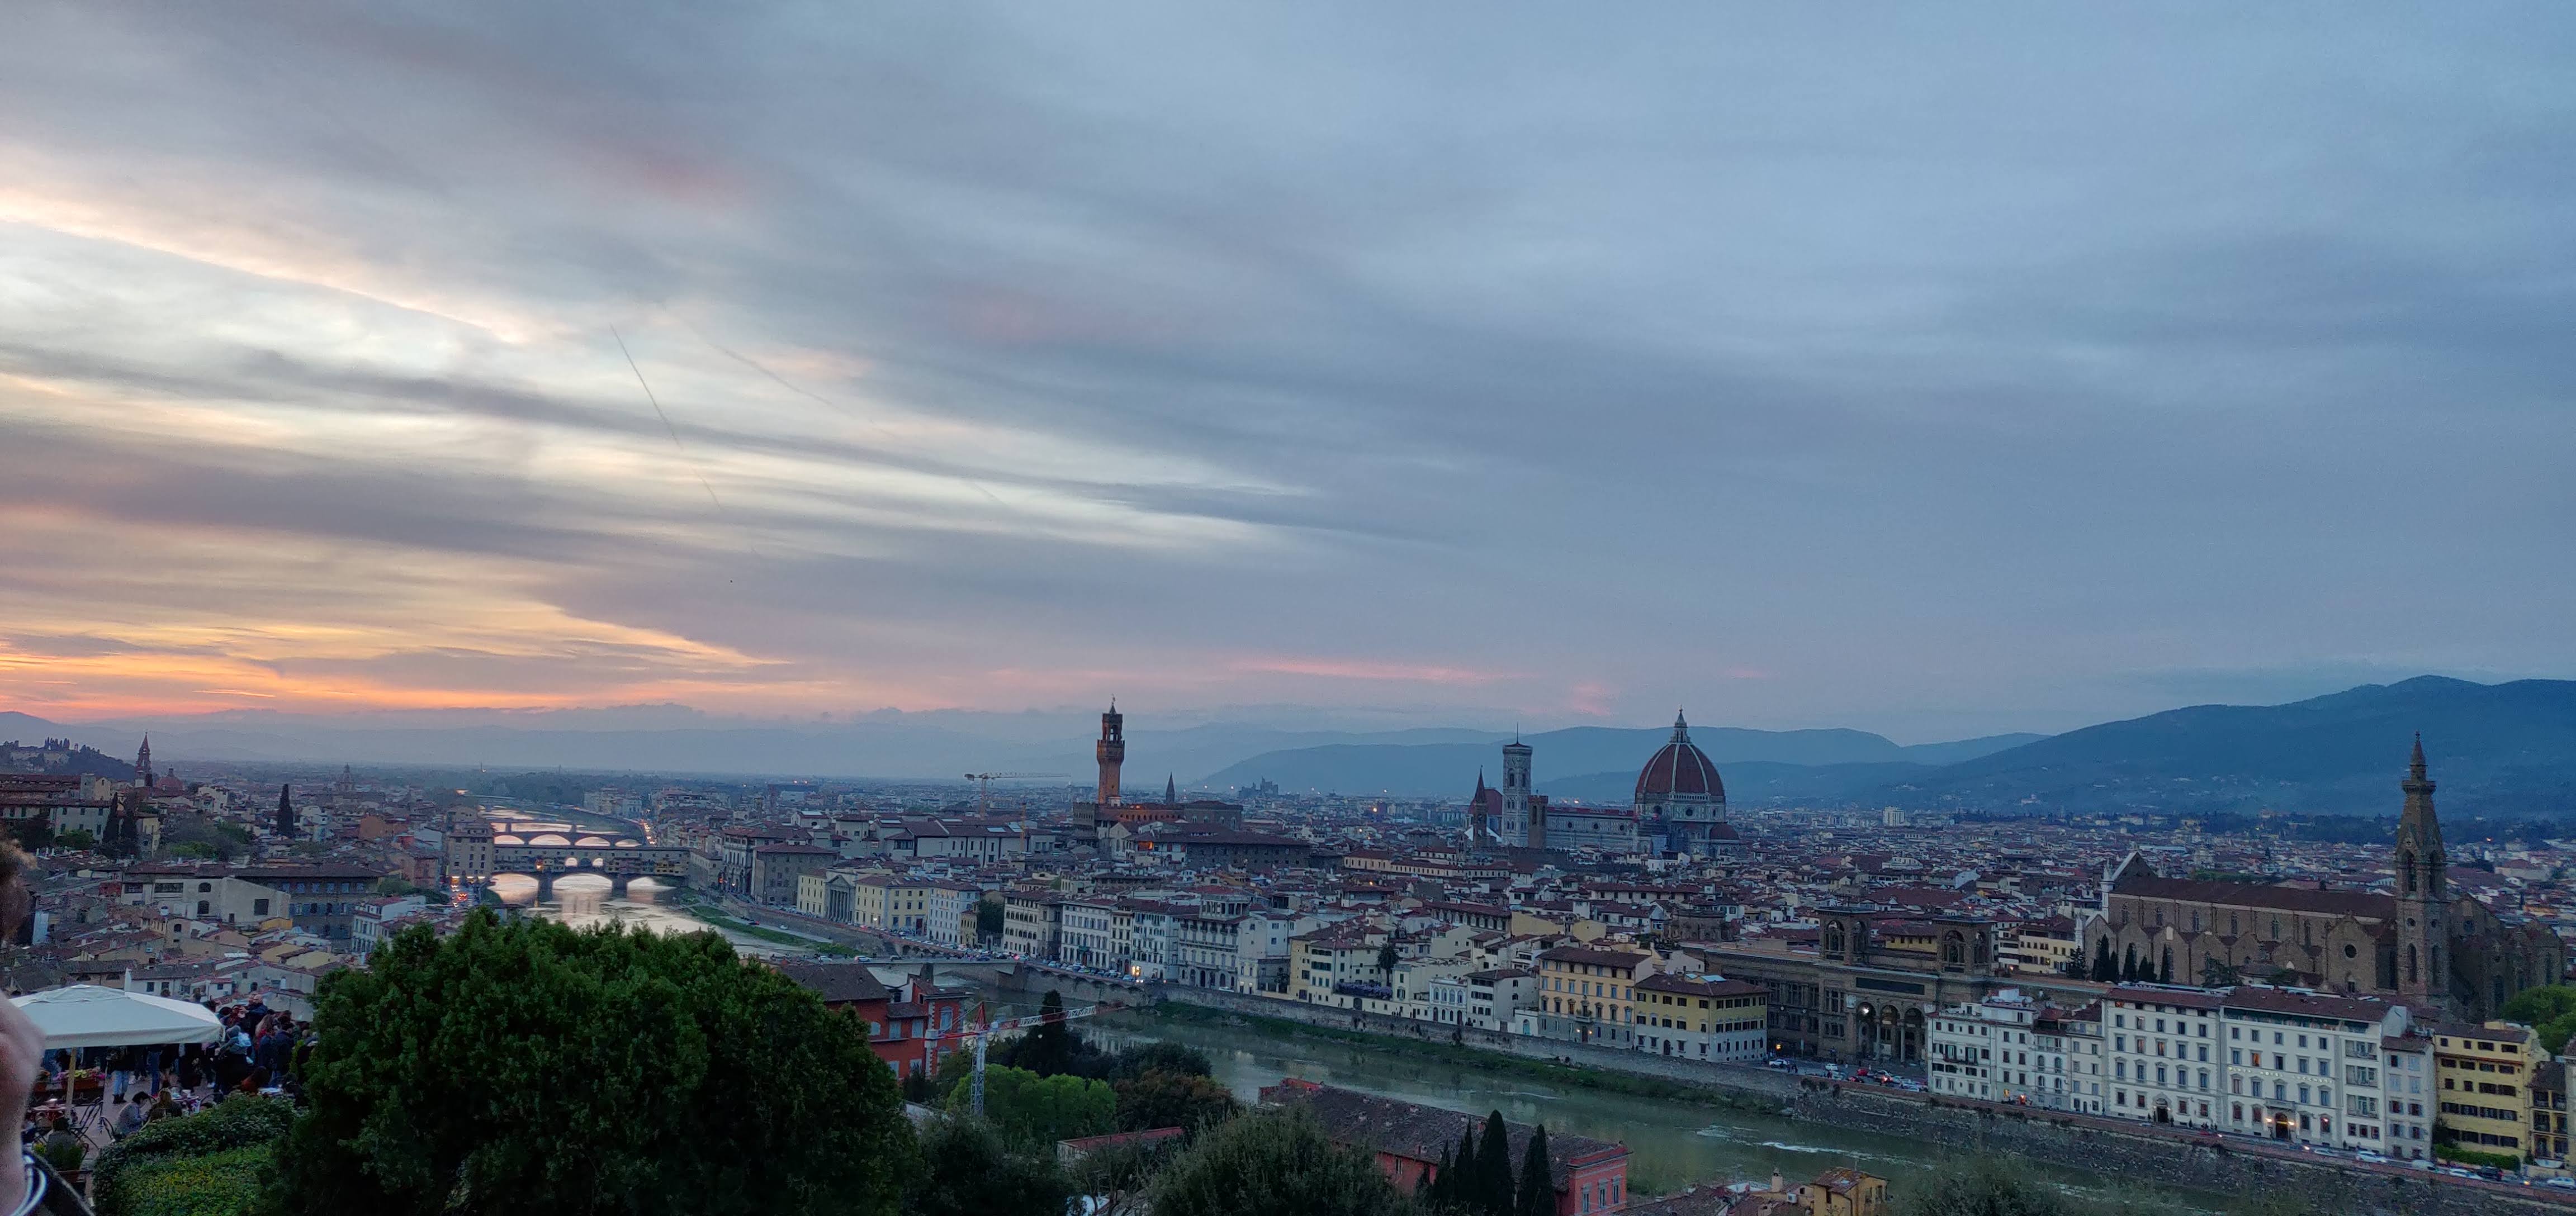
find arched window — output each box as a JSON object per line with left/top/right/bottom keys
{"left": 2399, "top": 851, "right": 2416, "bottom": 894}
{"left": 2404, "top": 944, "right": 2418, "bottom": 984}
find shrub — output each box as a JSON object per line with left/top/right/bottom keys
{"left": 1148, "top": 1106, "right": 1408, "bottom": 1216}
{"left": 96, "top": 1144, "right": 270, "bottom": 1216}
{"left": 2434, "top": 1142, "right": 2520, "bottom": 1170}
{"left": 92, "top": 1096, "right": 295, "bottom": 1213}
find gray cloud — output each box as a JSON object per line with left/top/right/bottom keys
{"left": 4, "top": 2, "right": 2573, "bottom": 734}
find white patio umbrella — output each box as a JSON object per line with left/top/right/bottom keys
{"left": 10, "top": 985, "right": 223, "bottom": 1050}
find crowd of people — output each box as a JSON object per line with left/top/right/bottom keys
{"left": 23, "top": 995, "right": 310, "bottom": 1153}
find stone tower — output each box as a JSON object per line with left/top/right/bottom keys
{"left": 133, "top": 734, "right": 153, "bottom": 787}
{"left": 2394, "top": 735, "right": 2447, "bottom": 1006}
{"left": 1095, "top": 702, "right": 1125, "bottom": 806}
{"left": 1500, "top": 737, "right": 1532, "bottom": 846}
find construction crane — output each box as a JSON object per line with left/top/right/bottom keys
{"left": 962, "top": 772, "right": 1067, "bottom": 813}
{"left": 929, "top": 997, "right": 1100, "bottom": 1115}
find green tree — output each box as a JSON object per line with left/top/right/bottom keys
{"left": 1377, "top": 941, "right": 1399, "bottom": 974}
{"left": 1015, "top": 991, "right": 1078, "bottom": 1077}
{"left": 56, "top": 829, "right": 97, "bottom": 851}
{"left": 1898, "top": 1157, "right": 2067, "bottom": 1216}
{"left": 953, "top": 1065, "right": 1115, "bottom": 1147}
{"left": 1513, "top": 1125, "right": 1552, "bottom": 1216}
{"left": 1114, "top": 1069, "right": 1238, "bottom": 1132}
{"left": 1067, "top": 1134, "right": 1180, "bottom": 1216}
{"left": 2502, "top": 985, "right": 2576, "bottom": 1053}
{"left": 1148, "top": 1107, "right": 1409, "bottom": 1216}
{"left": 2090, "top": 939, "right": 2114, "bottom": 982}
{"left": 1107, "top": 1040, "right": 1213, "bottom": 1081}
{"left": 976, "top": 898, "right": 1005, "bottom": 943}
{"left": 1472, "top": 1112, "right": 1514, "bottom": 1216}
{"left": 1450, "top": 1127, "right": 1480, "bottom": 1210}
{"left": 906, "top": 1115, "right": 1068, "bottom": 1216}
{"left": 267, "top": 909, "right": 915, "bottom": 1216}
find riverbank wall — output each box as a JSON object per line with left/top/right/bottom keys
{"left": 1142, "top": 985, "right": 2568, "bottom": 1216}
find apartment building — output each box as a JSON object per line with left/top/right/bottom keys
{"left": 2217, "top": 987, "right": 2410, "bottom": 1150}
{"left": 1527, "top": 944, "right": 1658, "bottom": 1047}
{"left": 2434, "top": 1021, "right": 2549, "bottom": 1161}
{"left": 1467, "top": 967, "right": 1540, "bottom": 1032}
{"left": 2105, "top": 985, "right": 2223, "bottom": 1128}
{"left": 1633, "top": 972, "right": 1768, "bottom": 1062}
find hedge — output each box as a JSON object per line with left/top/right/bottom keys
{"left": 94, "top": 1144, "right": 271, "bottom": 1216}
{"left": 91, "top": 1096, "right": 293, "bottom": 1215}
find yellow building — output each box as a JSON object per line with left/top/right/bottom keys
{"left": 1290, "top": 927, "right": 1389, "bottom": 1009}
{"left": 2433, "top": 1020, "right": 2547, "bottom": 1161}
{"left": 1535, "top": 944, "right": 1656, "bottom": 1047}
{"left": 1796, "top": 1166, "right": 1888, "bottom": 1216}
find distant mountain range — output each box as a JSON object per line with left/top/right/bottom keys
{"left": 1200, "top": 727, "right": 2044, "bottom": 798}
{"left": 7, "top": 675, "right": 2572, "bottom": 814}
{"left": 1872, "top": 676, "right": 2576, "bottom": 816}
{"left": 1187, "top": 677, "right": 2576, "bottom": 815}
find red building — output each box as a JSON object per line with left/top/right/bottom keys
{"left": 769, "top": 960, "right": 972, "bottom": 1081}
{"left": 1261, "top": 1079, "right": 1630, "bottom": 1214}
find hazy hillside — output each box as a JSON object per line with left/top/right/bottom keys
{"left": 1873, "top": 676, "right": 2576, "bottom": 815}
{"left": 1200, "top": 726, "right": 2039, "bottom": 797}
{"left": 1539, "top": 761, "right": 1933, "bottom": 806}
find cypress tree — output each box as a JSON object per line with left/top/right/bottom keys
{"left": 1427, "top": 1143, "right": 1453, "bottom": 1210}
{"left": 1453, "top": 1126, "right": 1480, "bottom": 1211}
{"left": 2091, "top": 938, "right": 2114, "bottom": 982}
{"left": 1515, "top": 1125, "right": 1554, "bottom": 1216}
{"left": 1476, "top": 1110, "right": 1514, "bottom": 1215}
{"left": 276, "top": 785, "right": 297, "bottom": 839}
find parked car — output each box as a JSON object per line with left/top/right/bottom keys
{"left": 2542, "top": 1176, "right": 2576, "bottom": 1190}
{"left": 2356, "top": 1151, "right": 2387, "bottom": 1164}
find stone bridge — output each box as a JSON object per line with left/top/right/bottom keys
{"left": 488, "top": 830, "right": 691, "bottom": 899}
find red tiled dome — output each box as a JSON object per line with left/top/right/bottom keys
{"left": 1635, "top": 712, "right": 1725, "bottom": 801}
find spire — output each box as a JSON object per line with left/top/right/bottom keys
{"left": 2408, "top": 733, "right": 2427, "bottom": 781}
{"left": 2395, "top": 734, "right": 2445, "bottom": 901}
{"left": 1671, "top": 709, "right": 1690, "bottom": 742}
{"left": 276, "top": 784, "right": 297, "bottom": 839}
{"left": 1164, "top": 773, "right": 1177, "bottom": 804}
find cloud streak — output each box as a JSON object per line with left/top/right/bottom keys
{"left": 2, "top": 3, "right": 2573, "bottom": 739}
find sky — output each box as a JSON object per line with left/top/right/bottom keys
{"left": 2, "top": 3, "right": 2573, "bottom": 743}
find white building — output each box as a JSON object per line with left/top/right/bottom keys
{"left": 2104, "top": 985, "right": 2223, "bottom": 1128}
{"left": 1466, "top": 967, "right": 1540, "bottom": 1032}
{"left": 1235, "top": 910, "right": 1313, "bottom": 995}
{"left": 1058, "top": 898, "right": 1121, "bottom": 970}
{"left": 2381, "top": 1034, "right": 2435, "bottom": 1158}
{"left": 2218, "top": 987, "right": 2411, "bottom": 1153}
{"left": 921, "top": 880, "right": 980, "bottom": 948}
{"left": 1929, "top": 989, "right": 2104, "bottom": 1113}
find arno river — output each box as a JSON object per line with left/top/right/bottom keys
{"left": 493, "top": 877, "right": 2234, "bottom": 1210}
{"left": 1094, "top": 1013, "right": 2243, "bottom": 1212}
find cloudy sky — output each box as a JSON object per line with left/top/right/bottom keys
{"left": 3, "top": 3, "right": 2571, "bottom": 742}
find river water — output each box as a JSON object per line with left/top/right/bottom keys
{"left": 491, "top": 873, "right": 802, "bottom": 956}
{"left": 1095, "top": 1012, "right": 2239, "bottom": 1212}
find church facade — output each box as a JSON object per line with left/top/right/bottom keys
{"left": 2081, "top": 740, "right": 2561, "bottom": 1020}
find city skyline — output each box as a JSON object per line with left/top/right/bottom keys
{"left": 6, "top": 6, "right": 2575, "bottom": 740}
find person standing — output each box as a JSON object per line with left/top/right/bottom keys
{"left": 0, "top": 842, "right": 63, "bottom": 1213}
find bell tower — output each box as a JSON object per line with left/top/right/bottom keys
{"left": 134, "top": 734, "right": 153, "bottom": 787}
{"left": 2394, "top": 735, "right": 2447, "bottom": 1006}
{"left": 1095, "top": 702, "right": 1125, "bottom": 806}
{"left": 1500, "top": 737, "right": 1532, "bottom": 846}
